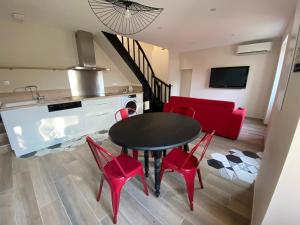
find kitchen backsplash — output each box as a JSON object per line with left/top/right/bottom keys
{"left": 0, "top": 85, "right": 142, "bottom": 104}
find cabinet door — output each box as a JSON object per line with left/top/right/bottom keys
{"left": 82, "top": 97, "right": 121, "bottom": 134}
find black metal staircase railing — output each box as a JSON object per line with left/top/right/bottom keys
{"left": 103, "top": 31, "right": 171, "bottom": 111}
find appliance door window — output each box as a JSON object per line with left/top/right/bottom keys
{"left": 125, "top": 100, "right": 137, "bottom": 115}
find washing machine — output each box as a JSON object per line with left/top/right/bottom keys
{"left": 121, "top": 94, "right": 143, "bottom": 115}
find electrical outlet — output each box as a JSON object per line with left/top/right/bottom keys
{"left": 3, "top": 80, "right": 10, "bottom": 86}
{"left": 144, "top": 101, "right": 150, "bottom": 110}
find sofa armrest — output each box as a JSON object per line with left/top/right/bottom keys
{"left": 228, "top": 108, "right": 247, "bottom": 139}
{"left": 163, "top": 102, "right": 173, "bottom": 112}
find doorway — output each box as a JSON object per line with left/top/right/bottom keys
{"left": 180, "top": 69, "right": 192, "bottom": 97}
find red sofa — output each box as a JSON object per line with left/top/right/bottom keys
{"left": 163, "top": 96, "right": 247, "bottom": 140}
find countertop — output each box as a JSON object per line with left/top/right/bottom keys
{"left": 0, "top": 91, "right": 143, "bottom": 112}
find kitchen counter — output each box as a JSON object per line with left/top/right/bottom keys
{"left": 1, "top": 91, "right": 144, "bottom": 157}
{"left": 0, "top": 91, "right": 143, "bottom": 112}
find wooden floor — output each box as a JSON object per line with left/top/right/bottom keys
{"left": 0, "top": 118, "right": 266, "bottom": 225}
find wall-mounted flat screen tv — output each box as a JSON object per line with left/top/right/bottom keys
{"left": 209, "top": 66, "right": 250, "bottom": 89}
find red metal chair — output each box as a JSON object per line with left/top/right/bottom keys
{"left": 86, "top": 136, "right": 148, "bottom": 224}
{"left": 171, "top": 105, "right": 196, "bottom": 118}
{"left": 162, "top": 105, "right": 196, "bottom": 156}
{"left": 114, "top": 108, "right": 137, "bottom": 121}
{"left": 115, "top": 108, "right": 139, "bottom": 159}
{"left": 160, "top": 131, "right": 215, "bottom": 210}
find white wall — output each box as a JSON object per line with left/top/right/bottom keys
{"left": 95, "top": 33, "right": 140, "bottom": 86}
{"left": 251, "top": 0, "right": 300, "bottom": 224}
{"left": 168, "top": 50, "right": 181, "bottom": 96}
{"left": 0, "top": 20, "right": 136, "bottom": 93}
{"left": 262, "top": 119, "right": 300, "bottom": 225}
{"left": 180, "top": 42, "right": 281, "bottom": 119}
{"left": 139, "top": 41, "right": 169, "bottom": 83}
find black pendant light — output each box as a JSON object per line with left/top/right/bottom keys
{"left": 88, "top": 0, "right": 163, "bottom": 35}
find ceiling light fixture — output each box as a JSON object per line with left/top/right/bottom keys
{"left": 88, "top": 0, "right": 163, "bottom": 35}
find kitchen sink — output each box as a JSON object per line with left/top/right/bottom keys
{"left": 3, "top": 100, "right": 39, "bottom": 108}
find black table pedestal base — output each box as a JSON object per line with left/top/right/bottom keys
{"left": 153, "top": 151, "right": 162, "bottom": 197}
{"left": 144, "top": 151, "right": 149, "bottom": 177}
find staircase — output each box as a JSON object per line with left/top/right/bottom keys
{"left": 103, "top": 32, "right": 171, "bottom": 112}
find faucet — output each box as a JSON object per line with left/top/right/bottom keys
{"left": 13, "top": 85, "right": 45, "bottom": 101}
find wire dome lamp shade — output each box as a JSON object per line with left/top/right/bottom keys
{"left": 88, "top": 0, "right": 163, "bottom": 35}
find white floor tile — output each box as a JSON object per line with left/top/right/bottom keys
{"left": 225, "top": 168, "right": 235, "bottom": 180}
{"left": 241, "top": 156, "right": 259, "bottom": 166}
{"left": 232, "top": 165, "right": 241, "bottom": 171}
{"left": 211, "top": 153, "right": 228, "bottom": 162}
{"left": 248, "top": 165, "right": 258, "bottom": 174}
{"left": 222, "top": 160, "right": 231, "bottom": 167}
{"left": 235, "top": 170, "right": 256, "bottom": 183}
{"left": 229, "top": 149, "right": 244, "bottom": 157}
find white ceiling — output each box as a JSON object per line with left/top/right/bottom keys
{"left": 0, "top": 0, "right": 297, "bottom": 52}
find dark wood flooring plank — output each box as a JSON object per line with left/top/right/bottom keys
{"left": 0, "top": 151, "right": 13, "bottom": 192}
{"left": 55, "top": 176, "right": 100, "bottom": 225}
{"left": 28, "top": 158, "right": 58, "bottom": 208}
{"left": 124, "top": 179, "right": 184, "bottom": 225}
{"left": 40, "top": 199, "right": 71, "bottom": 225}
{"left": 0, "top": 190, "right": 16, "bottom": 225}
{"left": 13, "top": 172, "right": 43, "bottom": 225}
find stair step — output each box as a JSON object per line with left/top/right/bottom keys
{"left": 0, "top": 132, "right": 9, "bottom": 147}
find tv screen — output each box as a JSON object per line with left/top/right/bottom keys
{"left": 209, "top": 66, "right": 249, "bottom": 89}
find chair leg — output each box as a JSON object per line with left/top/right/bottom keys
{"left": 132, "top": 150, "right": 139, "bottom": 159}
{"left": 183, "top": 172, "right": 196, "bottom": 211}
{"left": 139, "top": 168, "right": 149, "bottom": 196}
{"left": 97, "top": 176, "right": 104, "bottom": 201}
{"left": 197, "top": 169, "right": 204, "bottom": 189}
{"left": 111, "top": 185, "right": 123, "bottom": 224}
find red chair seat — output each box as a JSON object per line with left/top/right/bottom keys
{"left": 163, "top": 148, "right": 198, "bottom": 170}
{"left": 104, "top": 154, "right": 143, "bottom": 178}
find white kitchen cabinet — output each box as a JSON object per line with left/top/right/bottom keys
{"left": 81, "top": 97, "right": 121, "bottom": 134}
{"left": 1, "top": 95, "right": 123, "bottom": 157}
{"left": 1, "top": 104, "right": 86, "bottom": 156}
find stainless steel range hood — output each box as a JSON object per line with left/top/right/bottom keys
{"left": 69, "top": 30, "right": 108, "bottom": 71}
{"left": 68, "top": 30, "right": 107, "bottom": 97}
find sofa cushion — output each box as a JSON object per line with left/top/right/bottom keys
{"left": 169, "top": 96, "right": 235, "bottom": 110}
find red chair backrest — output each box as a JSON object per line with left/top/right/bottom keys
{"left": 86, "top": 136, "right": 127, "bottom": 177}
{"left": 115, "top": 108, "right": 137, "bottom": 122}
{"left": 171, "top": 105, "right": 196, "bottom": 118}
{"left": 180, "top": 130, "right": 215, "bottom": 169}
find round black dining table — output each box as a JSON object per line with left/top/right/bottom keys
{"left": 109, "top": 112, "right": 202, "bottom": 197}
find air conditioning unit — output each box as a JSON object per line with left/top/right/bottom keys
{"left": 236, "top": 42, "right": 273, "bottom": 55}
